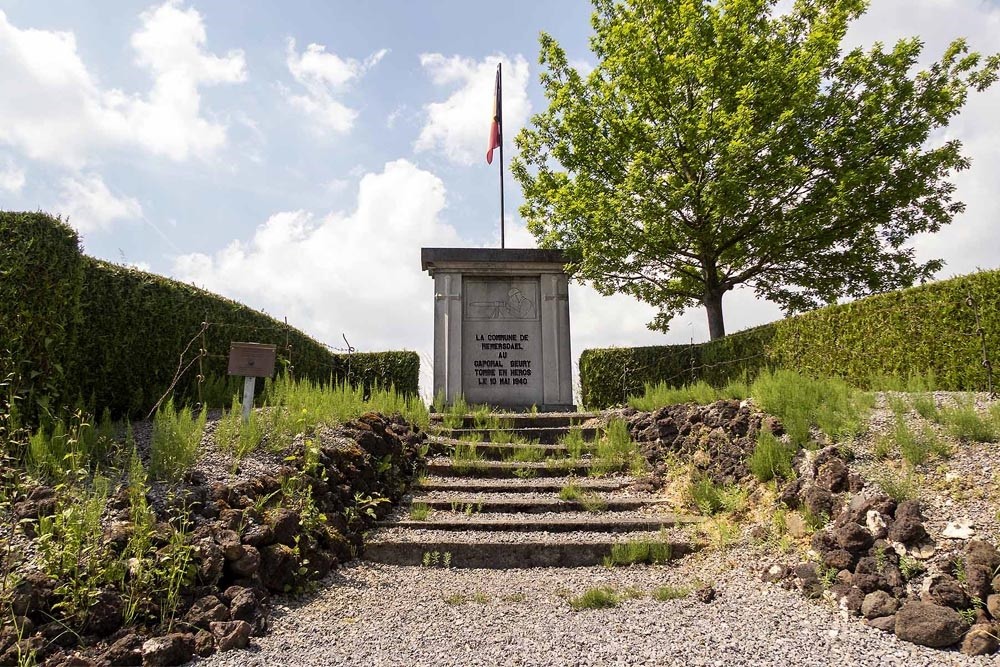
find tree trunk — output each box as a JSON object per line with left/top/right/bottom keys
{"left": 704, "top": 291, "right": 726, "bottom": 340}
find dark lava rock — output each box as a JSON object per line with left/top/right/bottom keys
{"left": 259, "top": 543, "right": 297, "bottom": 592}
{"left": 866, "top": 615, "right": 897, "bottom": 633}
{"left": 100, "top": 633, "right": 144, "bottom": 666}
{"left": 965, "top": 541, "right": 1000, "bottom": 603}
{"left": 85, "top": 590, "right": 123, "bottom": 637}
{"left": 268, "top": 508, "right": 301, "bottom": 547}
{"left": 194, "top": 629, "right": 215, "bottom": 658}
{"left": 888, "top": 517, "right": 927, "bottom": 545}
{"left": 229, "top": 545, "right": 261, "bottom": 578}
{"left": 862, "top": 591, "right": 899, "bottom": 619}
{"left": 834, "top": 523, "right": 873, "bottom": 555}
{"left": 815, "top": 458, "right": 848, "bottom": 493}
{"left": 800, "top": 486, "right": 834, "bottom": 520}
{"left": 823, "top": 549, "right": 855, "bottom": 572}
{"left": 210, "top": 621, "right": 252, "bottom": 652}
{"left": 894, "top": 601, "right": 966, "bottom": 648}
{"left": 926, "top": 574, "right": 969, "bottom": 610}
{"left": 182, "top": 595, "right": 230, "bottom": 629}
{"left": 960, "top": 623, "right": 1000, "bottom": 656}
{"left": 141, "top": 633, "right": 195, "bottom": 666}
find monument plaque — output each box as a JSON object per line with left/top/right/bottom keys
{"left": 422, "top": 248, "right": 574, "bottom": 412}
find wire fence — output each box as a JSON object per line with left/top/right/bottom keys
{"left": 146, "top": 317, "right": 359, "bottom": 419}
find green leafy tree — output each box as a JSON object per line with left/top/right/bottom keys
{"left": 513, "top": 0, "right": 999, "bottom": 339}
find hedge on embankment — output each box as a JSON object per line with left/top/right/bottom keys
{"left": 0, "top": 212, "right": 419, "bottom": 420}
{"left": 581, "top": 270, "right": 1000, "bottom": 408}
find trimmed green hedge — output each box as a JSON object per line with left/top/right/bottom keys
{"left": 0, "top": 212, "right": 85, "bottom": 422}
{"left": 581, "top": 270, "right": 1000, "bottom": 408}
{"left": 1, "top": 212, "right": 419, "bottom": 420}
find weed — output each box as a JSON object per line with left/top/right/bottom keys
{"left": 750, "top": 370, "right": 872, "bottom": 445}
{"left": 507, "top": 444, "right": 545, "bottom": 463}
{"left": 912, "top": 394, "right": 939, "bottom": 421}
{"left": 569, "top": 587, "right": 619, "bottom": 610}
{"left": 958, "top": 608, "right": 978, "bottom": 626}
{"left": 503, "top": 592, "right": 527, "bottom": 603}
{"left": 560, "top": 429, "right": 588, "bottom": 459}
{"left": 472, "top": 591, "right": 490, "bottom": 604}
{"left": 706, "top": 517, "right": 741, "bottom": 550}
{"left": 512, "top": 467, "right": 537, "bottom": 479}
{"left": 451, "top": 442, "right": 483, "bottom": 473}
{"left": 409, "top": 503, "right": 431, "bottom": 521}
{"left": 441, "top": 395, "right": 468, "bottom": 429}
{"left": 149, "top": 400, "right": 206, "bottom": 482}
{"left": 899, "top": 554, "right": 925, "bottom": 580}
{"left": 886, "top": 394, "right": 910, "bottom": 417}
{"left": 214, "top": 403, "right": 267, "bottom": 459}
{"left": 559, "top": 481, "right": 582, "bottom": 501}
{"left": 579, "top": 493, "right": 608, "bottom": 513}
{"left": 939, "top": 398, "right": 997, "bottom": 442}
{"left": 747, "top": 430, "right": 795, "bottom": 482}
{"left": 800, "top": 506, "right": 829, "bottom": 531}
{"left": 630, "top": 380, "right": 723, "bottom": 410}
{"left": 444, "top": 593, "right": 466, "bottom": 604}
{"left": 872, "top": 433, "right": 893, "bottom": 461}
{"left": 590, "top": 419, "right": 644, "bottom": 476}
{"left": 652, "top": 585, "right": 690, "bottom": 601}
{"left": 877, "top": 469, "right": 919, "bottom": 502}
{"left": 443, "top": 552, "right": 452, "bottom": 568}
{"left": 687, "top": 475, "right": 725, "bottom": 515}
{"left": 604, "top": 535, "right": 673, "bottom": 565}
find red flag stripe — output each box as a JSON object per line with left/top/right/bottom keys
{"left": 486, "top": 66, "right": 501, "bottom": 164}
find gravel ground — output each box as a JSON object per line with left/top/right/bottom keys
{"left": 194, "top": 546, "right": 999, "bottom": 667}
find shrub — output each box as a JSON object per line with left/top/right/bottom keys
{"left": 0, "top": 212, "right": 84, "bottom": 423}
{"left": 0, "top": 212, "right": 420, "bottom": 422}
{"left": 581, "top": 269, "right": 1000, "bottom": 408}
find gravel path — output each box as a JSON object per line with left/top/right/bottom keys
{"left": 194, "top": 546, "right": 998, "bottom": 667}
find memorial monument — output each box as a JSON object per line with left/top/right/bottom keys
{"left": 421, "top": 248, "right": 574, "bottom": 412}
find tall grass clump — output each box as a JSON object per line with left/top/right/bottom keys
{"left": 630, "top": 380, "right": 720, "bottom": 411}
{"left": 604, "top": 534, "right": 674, "bottom": 565}
{"left": 560, "top": 428, "right": 588, "bottom": 459}
{"left": 26, "top": 410, "right": 116, "bottom": 480}
{"left": 569, "top": 587, "right": 620, "bottom": 610}
{"left": 263, "top": 374, "right": 429, "bottom": 449}
{"left": 441, "top": 394, "right": 468, "bottom": 428}
{"left": 590, "top": 419, "right": 644, "bottom": 476}
{"left": 938, "top": 398, "right": 997, "bottom": 443}
{"left": 912, "top": 394, "right": 939, "bottom": 421}
{"left": 747, "top": 430, "right": 795, "bottom": 482}
{"left": 214, "top": 400, "right": 268, "bottom": 458}
{"left": 750, "top": 370, "right": 872, "bottom": 445}
{"left": 150, "top": 400, "right": 207, "bottom": 482}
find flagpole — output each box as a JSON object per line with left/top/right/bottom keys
{"left": 497, "top": 62, "right": 505, "bottom": 249}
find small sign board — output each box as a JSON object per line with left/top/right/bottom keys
{"left": 227, "top": 342, "right": 277, "bottom": 378}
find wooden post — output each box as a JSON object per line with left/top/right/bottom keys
{"left": 242, "top": 376, "right": 255, "bottom": 423}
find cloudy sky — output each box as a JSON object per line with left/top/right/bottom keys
{"left": 2, "top": 0, "right": 998, "bottom": 394}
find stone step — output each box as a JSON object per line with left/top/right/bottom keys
{"left": 429, "top": 412, "right": 601, "bottom": 429}
{"left": 409, "top": 496, "right": 673, "bottom": 513}
{"left": 427, "top": 435, "right": 573, "bottom": 459}
{"left": 425, "top": 459, "right": 592, "bottom": 478}
{"left": 362, "top": 532, "right": 701, "bottom": 568}
{"left": 414, "top": 477, "right": 632, "bottom": 494}
{"left": 378, "top": 514, "right": 701, "bottom": 533}
{"left": 428, "top": 426, "right": 601, "bottom": 445}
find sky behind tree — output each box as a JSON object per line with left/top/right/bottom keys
{"left": 1, "top": 0, "right": 998, "bottom": 394}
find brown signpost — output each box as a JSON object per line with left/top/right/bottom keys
{"left": 227, "top": 343, "right": 277, "bottom": 421}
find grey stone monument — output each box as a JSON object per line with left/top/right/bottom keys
{"left": 421, "top": 248, "right": 574, "bottom": 412}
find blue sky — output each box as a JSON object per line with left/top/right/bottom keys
{"left": 2, "top": 0, "right": 999, "bottom": 395}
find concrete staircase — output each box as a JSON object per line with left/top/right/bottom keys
{"left": 363, "top": 412, "right": 704, "bottom": 568}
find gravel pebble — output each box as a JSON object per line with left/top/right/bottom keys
{"left": 193, "top": 546, "right": 998, "bottom": 667}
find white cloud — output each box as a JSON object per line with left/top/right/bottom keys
{"left": 0, "top": 2, "right": 246, "bottom": 167}
{"left": 416, "top": 53, "right": 531, "bottom": 165}
{"left": 0, "top": 158, "right": 25, "bottom": 193}
{"left": 172, "top": 159, "right": 462, "bottom": 357}
{"left": 56, "top": 173, "right": 143, "bottom": 233}
{"left": 285, "top": 40, "right": 387, "bottom": 135}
